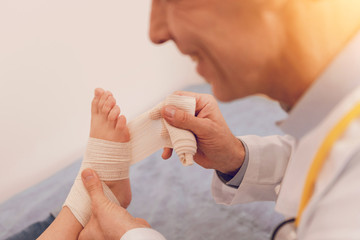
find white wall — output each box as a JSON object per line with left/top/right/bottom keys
{"left": 0, "top": 1, "right": 203, "bottom": 203}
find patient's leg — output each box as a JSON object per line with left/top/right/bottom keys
{"left": 89, "top": 88, "right": 131, "bottom": 208}
{"left": 37, "top": 89, "right": 132, "bottom": 240}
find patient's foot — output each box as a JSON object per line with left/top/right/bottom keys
{"left": 90, "top": 88, "right": 131, "bottom": 208}
{"left": 90, "top": 88, "right": 130, "bottom": 142}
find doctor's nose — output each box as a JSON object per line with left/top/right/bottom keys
{"left": 149, "top": 0, "right": 171, "bottom": 44}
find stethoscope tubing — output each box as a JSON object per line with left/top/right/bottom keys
{"left": 270, "top": 218, "right": 296, "bottom": 240}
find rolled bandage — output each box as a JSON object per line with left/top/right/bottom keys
{"left": 130, "top": 94, "right": 197, "bottom": 166}
{"left": 64, "top": 94, "right": 197, "bottom": 226}
{"left": 163, "top": 95, "right": 197, "bottom": 166}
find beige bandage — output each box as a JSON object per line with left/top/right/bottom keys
{"left": 64, "top": 138, "right": 130, "bottom": 225}
{"left": 130, "top": 95, "right": 197, "bottom": 166}
{"left": 64, "top": 95, "right": 197, "bottom": 226}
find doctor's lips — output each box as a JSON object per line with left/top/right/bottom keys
{"left": 189, "top": 53, "right": 208, "bottom": 80}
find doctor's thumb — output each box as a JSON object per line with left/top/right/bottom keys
{"left": 162, "top": 105, "right": 206, "bottom": 135}
{"left": 81, "top": 168, "right": 107, "bottom": 208}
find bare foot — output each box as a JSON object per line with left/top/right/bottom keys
{"left": 90, "top": 88, "right": 130, "bottom": 142}
{"left": 90, "top": 88, "right": 131, "bottom": 208}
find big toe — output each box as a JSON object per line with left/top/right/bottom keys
{"left": 95, "top": 88, "right": 105, "bottom": 97}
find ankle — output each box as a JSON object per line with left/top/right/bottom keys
{"left": 105, "top": 179, "right": 132, "bottom": 208}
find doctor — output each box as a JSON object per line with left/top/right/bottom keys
{"left": 78, "top": 0, "right": 360, "bottom": 239}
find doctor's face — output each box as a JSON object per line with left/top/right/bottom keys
{"left": 149, "top": 0, "right": 286, "bottom": 102}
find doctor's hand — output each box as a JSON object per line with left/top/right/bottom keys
{"left": 78, "top": 169, "right": 150, "bottom": 240}
{"left": 161, "top": 91, "right": 245, "bottom": 176}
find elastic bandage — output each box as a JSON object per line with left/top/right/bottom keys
{"left": 64, "top": 95, "right": 197, "bottom": 226}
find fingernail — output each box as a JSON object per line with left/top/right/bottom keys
{"left": 164, "top": 107, "right": 175, "bottom": 118}
{"left": 82, "top": 169, "right": 94, "bottom": 182}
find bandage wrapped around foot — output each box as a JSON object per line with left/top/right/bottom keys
{"left": 64, "top": 95, "right": 197, "bottom": 226}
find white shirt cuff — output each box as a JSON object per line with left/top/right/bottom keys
{"left": 120, "top": 228, "right": 166, "bottom": 240}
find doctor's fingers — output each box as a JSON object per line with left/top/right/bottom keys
{"left": 134, "top": 217, "right": 151, "bottom": 228}
{"left": 161, "top": 105, "right": 211, "bottom": 136}
{"left": 173, "top": 91, "right": 217, "bottom": 115}
{"left": 162, "top": 147, "right": 173, "bottom": 160}
{"left": 81, "top": 169, "right": 109, "bottom": 212}
{"left": 78, "top": 215, "right": 105, "bottom": 240}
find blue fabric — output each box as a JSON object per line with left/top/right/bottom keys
{"left": 0, "top": 160, "right": 81, "bottom": 240}
{"left": 5, "top": 215, "right": 55, "bottom": 240}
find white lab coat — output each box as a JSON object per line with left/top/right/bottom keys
{"left": 213, "top": 111, "right": 360, "bottom": 239}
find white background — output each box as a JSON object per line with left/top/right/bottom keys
{"left": 0, "top": 0, "right": 203, "bottom": 203}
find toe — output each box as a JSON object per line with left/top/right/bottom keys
{"left": 108, "top": 105, "right": 120, "bottom": 121}
{"left": 91, "top": 88, "right": 105, "bottom": 114}
{"left": 94, "top": 88, "right": 105, "bottom": 97}
{"left": 116, "top": 115, "right": 127, "bottom": 130}
{"left": 116, "top": 115, "right": 131, "bottom": 141}
{"left": 102, "top": 96, "right": 116, "bottom": 115}
{"left": 116, "top": 116, "right": 130, "bottom": 142}
{"left": 98, "top": 91, "right": 112, "bottom": 110}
